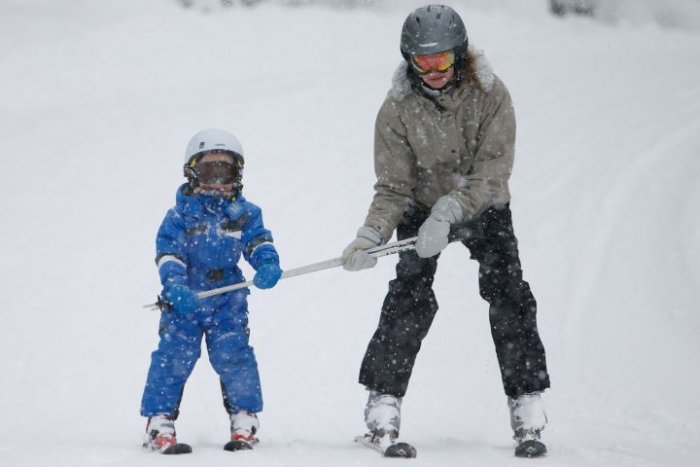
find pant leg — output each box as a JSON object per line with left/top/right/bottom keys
{"left": 458, "top": 205, "right": 550, "bottom": 398}
{"left": 141, "top": 313, "right": 203, "bottom": 418}
{"left": 206, "top": 295, "right": 263, "bottom": 414}
{"left": 359, "top": 205, "right": 440, "bottom": 398}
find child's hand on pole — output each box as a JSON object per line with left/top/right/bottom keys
{"left": 163, "top": 284, "right": 199, "bottom": 314}
{"left": 253, "top": 262, "right": 283, "bottom": 289}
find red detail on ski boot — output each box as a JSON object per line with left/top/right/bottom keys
{"left": 233, "top": 432, "right": 255, "bottom": 443}
{"left": 153, "top": 432, "right": 177, "bottom": 451}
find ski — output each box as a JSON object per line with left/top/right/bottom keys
{"left": 161, "top": 443, "right": 193, "bottom": 455}
{"left": 515, "top": 440, "right": 547, "bottom": 458}
{"left": 143, "top": 439, "right": 193, "bottom": 455}
{"left": 355, "top": 433, "right": 417, "bottom": 458}
{"left": 223, "top": 439, "right": 255, "bottom": 451}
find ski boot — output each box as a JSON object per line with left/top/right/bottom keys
{"left": 143, "top": 414, "right": 192, "bottom": 454}
{"left": 224, "top": 410, "right": 259, "bottom": 451}
{"left": 509, "top": 392, "right": 548, "bottom": 458}
{"left": 355, "top": 390, "right": 417, "bottom": 458}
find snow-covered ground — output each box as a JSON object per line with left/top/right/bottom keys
{"left": 1, "top": 1, "right": 699, "bottom": 466}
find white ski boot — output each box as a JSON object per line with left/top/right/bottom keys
{"left": 224, "top": 410, "right": 259, "bottom": 451}
{"left": 509, "top": 392, "right": 548, "bottom": 458}
{"left": 355, "top": 390, "right": 416, "bottom": 458}
{"left": 365, "top": 390, "right": 402, "bottom": 435}
{"left": 143, "top": 414, "right": 191, "bottom": 454}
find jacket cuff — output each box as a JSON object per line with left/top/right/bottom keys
{"left": 157, "top": 255, "right": 188, "bottom": 286}
{"left": 357, "top": 226, "right": 383, "bottom": 246}
{"left": 250, "top": 244, "right": 279, "bottom": 270}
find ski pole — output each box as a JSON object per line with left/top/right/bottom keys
{"left": 143, "top": 236, "right": 417, "bottom": 310}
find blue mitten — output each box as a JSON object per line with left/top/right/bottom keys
{"left": 163, "top": 283, "right": 199, "bottom": 314}
{"left": 253, "top": 261, "right": 283, "bottom": 289}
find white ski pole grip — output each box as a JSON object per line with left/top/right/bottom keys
{"left": 143, "top": 237, "right": 417, "bottom": 310}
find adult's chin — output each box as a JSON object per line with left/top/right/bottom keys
{"left": 423, "top": 78, "right": 449, "bottom": 89}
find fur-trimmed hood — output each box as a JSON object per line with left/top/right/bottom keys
{"left": 389, "top": 46, "right": 496, "bottom": 101}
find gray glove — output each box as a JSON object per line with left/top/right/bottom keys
{"left": 342, "top": 226, "right": 382, "bottom": 271}
{"left": 416, "top": 196, "right": 463, "bottom": 258}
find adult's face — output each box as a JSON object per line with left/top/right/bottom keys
{"left": 411, "top": 50, "right": 456, "bottom": 90}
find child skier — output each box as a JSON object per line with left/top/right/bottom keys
{"left": 141, "top": 128, "right": 282, "bottom": 454}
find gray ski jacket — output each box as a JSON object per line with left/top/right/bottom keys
{"left": 363, "top": 48, "right": 516, "bottom": 242}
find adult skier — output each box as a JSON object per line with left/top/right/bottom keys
{"left": 341, "top": 5, "right": 550, "bottom": 458}
{"left": 141, "top": 128, "right": 282, "bottom": 454}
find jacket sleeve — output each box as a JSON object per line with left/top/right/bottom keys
{"left": 241, "top": 205, "right": 279, "bottom": 270}
{"left": 363, "top": 97, "right": 417, "bottom": 242}
{"left": 450, "top": 77, "right": 515, "bottom": 221}
{"left": 155, "top": 209, "right": 189, "bottom": 287}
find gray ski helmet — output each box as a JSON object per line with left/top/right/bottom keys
{"left": 400, "top": 5, "right": 468, "bottom": 59}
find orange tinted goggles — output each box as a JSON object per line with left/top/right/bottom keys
{"left": 411, "top": 50, "right": 455, "bottom": 74}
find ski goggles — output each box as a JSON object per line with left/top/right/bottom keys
{"left": 410, "top": 50, "right": 455, "bottom": 74}
{"left": 194, "top": 160, "right": 239, "bottom": 185}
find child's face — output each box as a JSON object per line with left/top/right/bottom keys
{"left": 195, "top": 152, "right": 237, "bottom": 195}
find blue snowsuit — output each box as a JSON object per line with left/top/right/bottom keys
{"left": 141, "top": 184, "right": 279, "bottom": 418}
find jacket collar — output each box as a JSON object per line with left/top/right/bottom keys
{"left": 176, "top": 184, "right": 245, "bottom": 220}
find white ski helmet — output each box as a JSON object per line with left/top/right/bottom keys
{"left": 184, "top": 128, "right": 244, "bottom": 166}
{"left": 183, "top": 128, "right": 245, "bottom": 191}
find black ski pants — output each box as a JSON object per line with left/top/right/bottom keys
{"left": 359, "top": 204, "right": 550, "bottom": 399}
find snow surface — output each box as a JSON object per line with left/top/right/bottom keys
{"left": 1, "top": 1, "right": 699, "bottom": 466}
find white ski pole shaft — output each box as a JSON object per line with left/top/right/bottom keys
{"left": 196, "top": 257, "right": 343, "bottom": 299}
{"left": 143, "top": 236, "right": 417, "bottom": 310}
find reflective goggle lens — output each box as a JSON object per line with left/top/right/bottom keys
{"left": 195, "top": 160, "right": 238, "bottom": 185}
{"left": 411, "top": 50, "right": 455, "bottom": 74}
